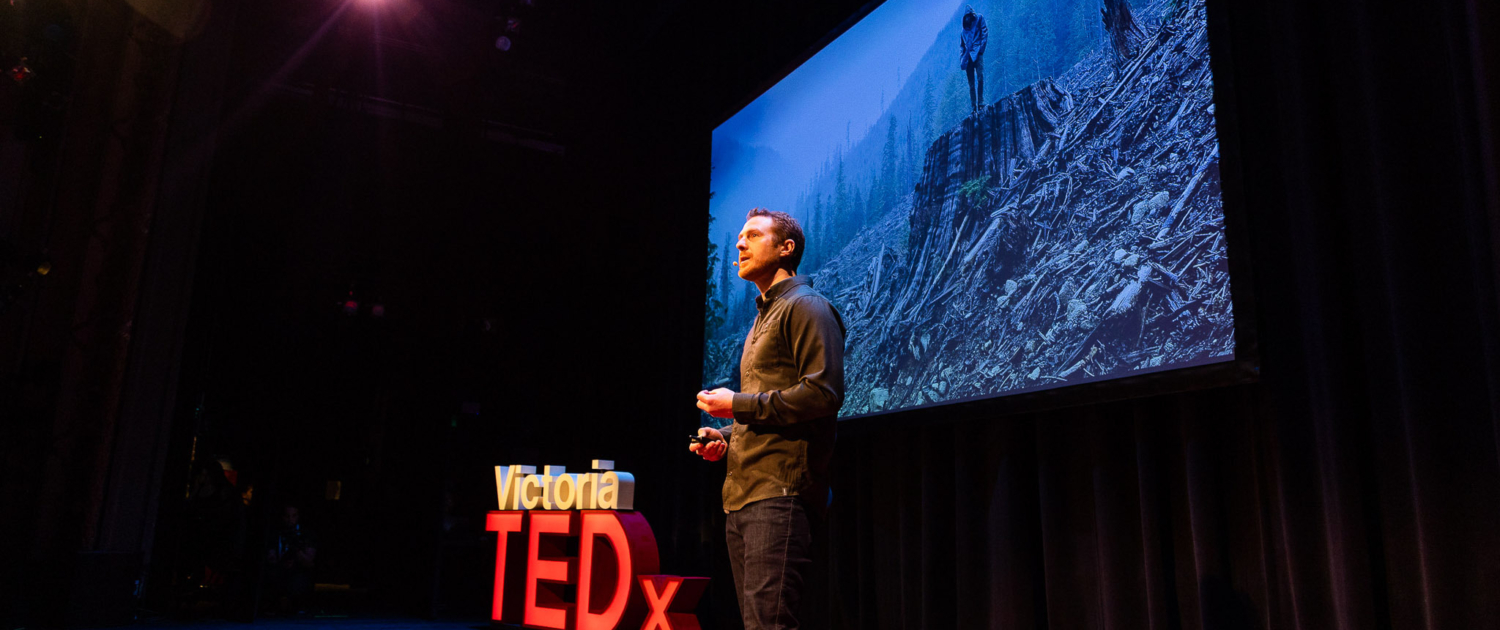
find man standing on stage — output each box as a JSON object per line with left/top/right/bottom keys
{"left": 692, "top": 208, "right": 846, "bottom": 630}
{"left": 961, "top": 4, "right": 989, "bottom": 116}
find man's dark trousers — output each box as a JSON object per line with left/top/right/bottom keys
{"left": 966, "top": 53, "right": 985, "bottom": 113}
{"left": 726, "top": 496, "right": 814, "bottom": 630}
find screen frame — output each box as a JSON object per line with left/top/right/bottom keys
{"left": 703, "top": 0, "right": 1262, "bottom": 429}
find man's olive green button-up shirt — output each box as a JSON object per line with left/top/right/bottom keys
{"left": 723, "top": 274, "right": 846, "bottom": 512}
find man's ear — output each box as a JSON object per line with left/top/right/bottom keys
{"left": 780, "top": 240, "right": 796, "bottom": 258}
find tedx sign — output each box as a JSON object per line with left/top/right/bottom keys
{"left": 489, "top": 460, "right": 707, "bottom": 630}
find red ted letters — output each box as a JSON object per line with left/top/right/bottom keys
{"left": 486, "top": 510, "right": 704, "bottom": 630}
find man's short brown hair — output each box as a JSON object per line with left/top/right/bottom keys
{"left": 746, "top": 208, "right": 806, "bottom": 273}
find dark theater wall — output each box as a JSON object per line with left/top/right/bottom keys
{"left": 1, "top": 0, "right": 1496, "bottom": 627}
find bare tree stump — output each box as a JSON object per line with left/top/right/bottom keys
{"left": 1101, "top": 0, "right": 1143, "bottom": 67}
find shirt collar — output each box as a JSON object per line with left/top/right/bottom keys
{"left": 755, "top": 274, "right": 811, "bottom": 310}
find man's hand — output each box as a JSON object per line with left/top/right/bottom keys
{"left": 689, "top": 426, "right": 727, "bottom": 462}
{"left": 696, "top": 388, "right": 735, "bottom": 419}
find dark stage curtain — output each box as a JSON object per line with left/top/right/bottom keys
{"left": 810, "top": 0, "right": 1500, "bottom": 628}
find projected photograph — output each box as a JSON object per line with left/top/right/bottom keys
{"left": 704, "top": 0, "right": 1234, "bottom": 417}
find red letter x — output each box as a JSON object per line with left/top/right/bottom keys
{"left": 637, "top": 575, "right": 708, "bottom": 630}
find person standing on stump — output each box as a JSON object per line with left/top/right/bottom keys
{"left": 692, "top": 208, "right": 846, "bottom": 630}
{"left": 961, "top": 5, "right": 989, "bottom": 116}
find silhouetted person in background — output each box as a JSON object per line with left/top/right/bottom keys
{"left": 961, "top": 5, "right": 989, "bottom": 115}
{"left": 263, "top": 504, "right": 316, "bottom": 616}
{"left": 179, "top": 457, "right": 248, "bottom": 616}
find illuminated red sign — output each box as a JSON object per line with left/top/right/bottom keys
{"left": 486, "top": 510, "right": 705, "bottom": 630}
{"left": 639, "top": 576, "right": 709, "bottom": 630}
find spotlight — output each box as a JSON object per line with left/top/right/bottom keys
{"left": 505, "top": 17, "right": 521, "bottom": 33}
{"left": 494, "top": 35, "right": 512, "bottom": 51}
{"left": 343, "top": 299, "right": 359, "bottom": 315}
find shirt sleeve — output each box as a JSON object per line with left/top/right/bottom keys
{"left": 730, "top": 296, "right": 846, "bottom": 425}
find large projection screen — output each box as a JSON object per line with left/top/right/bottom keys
{"left": 705, "top": 0, "right": 1236, "bottom": 419}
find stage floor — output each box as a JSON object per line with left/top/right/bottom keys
{"left": 96, "top": 618, "right": 515, "bottom": 630}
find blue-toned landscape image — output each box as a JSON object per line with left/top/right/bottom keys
{"left": 705, "top": 0, "right": 1235, "bottom": 418}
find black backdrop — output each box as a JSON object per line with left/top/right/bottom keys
{"left": 1, "top": 0, "right": 1496, "bottom": 627}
